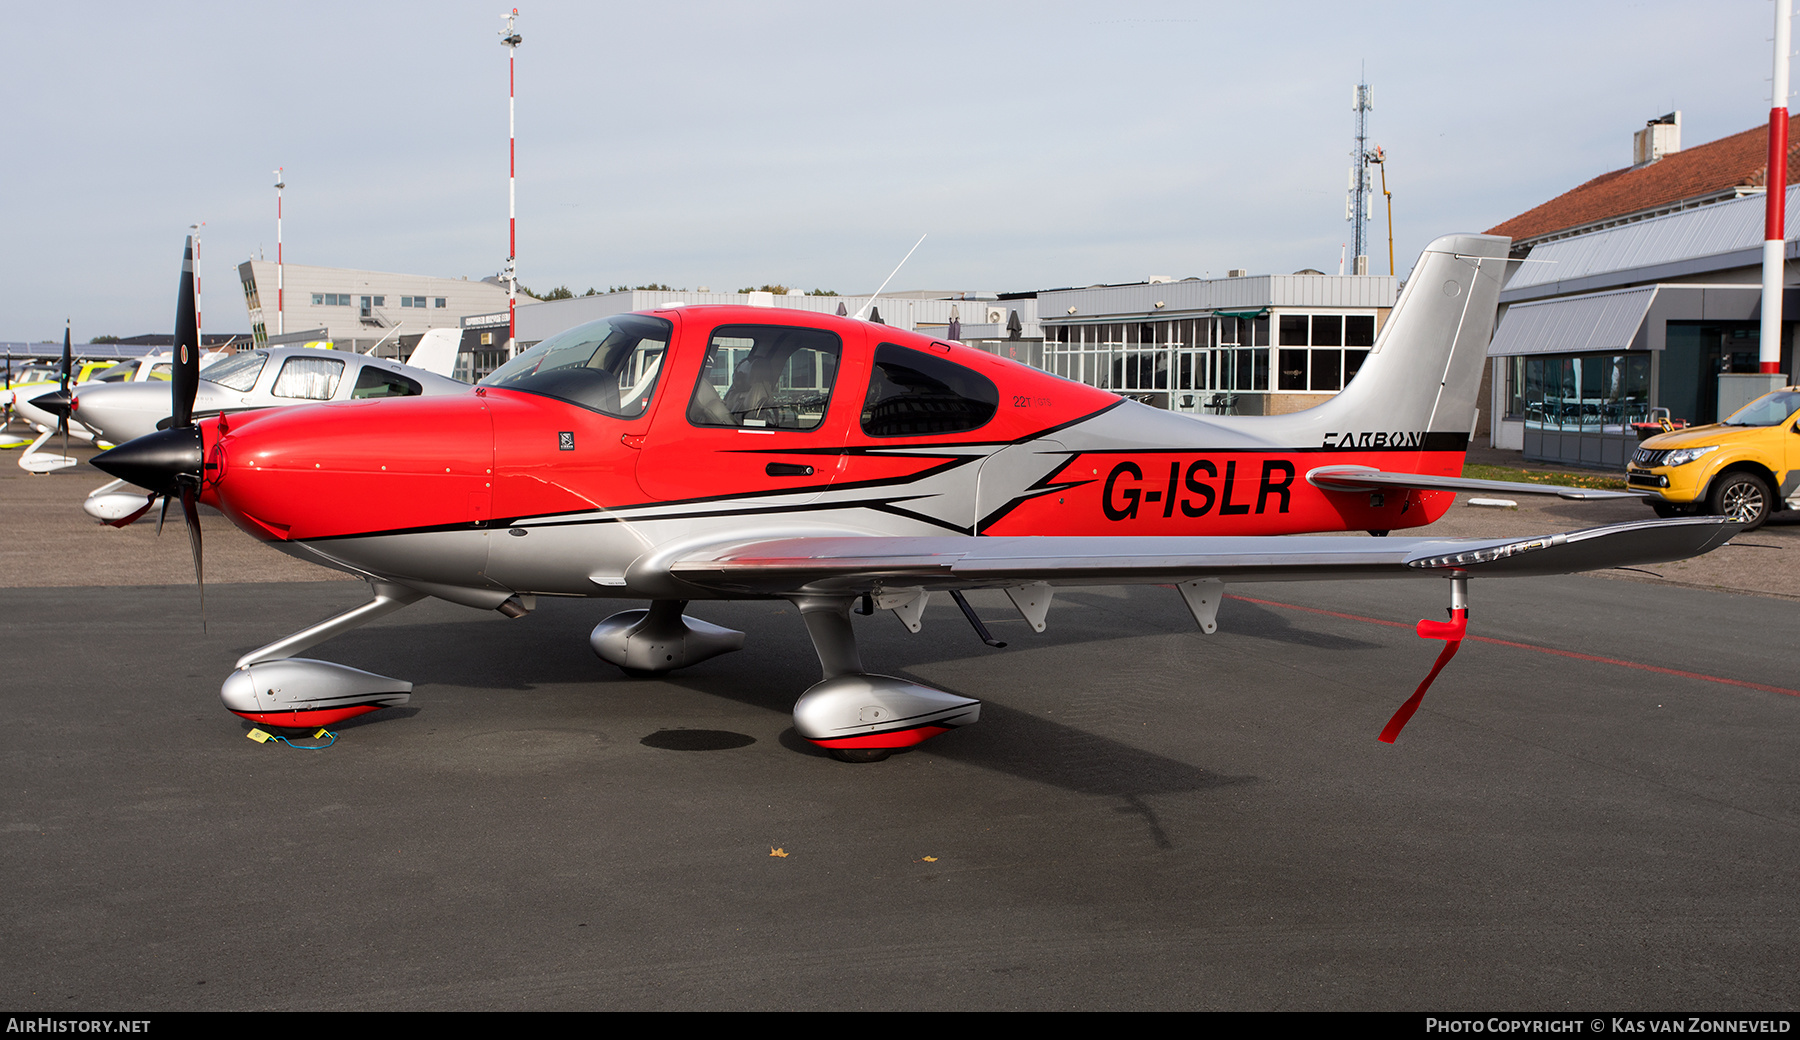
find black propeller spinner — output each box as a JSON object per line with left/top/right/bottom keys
{"left": 92, "top": 236, "right": 207, "bottom": 621}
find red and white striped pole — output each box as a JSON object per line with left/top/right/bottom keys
{"left": 274, "top": 169, "right": 285, "bottom": 338}
{"left": 1763, "top": 0, "right": 1792, "bottom": 375}
{"left": 501, "top": 9, "right": 521, "bottom": 359}
{"left": 190, "top": 222, "right": 204, "bottom": 349}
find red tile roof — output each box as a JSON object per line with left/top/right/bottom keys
{"left": 1487, "top": 121, "right": 1800, "bottom": 243}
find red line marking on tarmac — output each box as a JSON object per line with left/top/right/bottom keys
{"left": 1224, "top": 593, "right": 1800, "bottom": 699}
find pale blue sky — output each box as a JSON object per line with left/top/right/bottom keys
{"left": 1, "top": 1, "right": 1784, "bottom": 339}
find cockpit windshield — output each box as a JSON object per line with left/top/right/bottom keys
{"left": 478, "top": 315, "right": 671, "bottom": 418}
{"left": 202, "top": 351, "right": 268, "bottom": 392}
{"left": 1721, "top": 390, "right": 1800, "bottom": 427}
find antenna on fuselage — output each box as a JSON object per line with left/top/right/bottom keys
{"left": 364, "top": 323, "right": 404, "bottom": 356}
{"left": 853, "top": 233, "right": 926, "bottom": 321}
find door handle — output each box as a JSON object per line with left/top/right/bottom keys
{"left": 765, "top": 462, "right": 815, "bottom": 477}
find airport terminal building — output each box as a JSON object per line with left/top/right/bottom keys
{"left": 236, "top": 261, "right": 509, "bottom": 354}
{"left": 457, "top": 288, "right": 1046, "bottom": 384}
{"left": 1485, "top": 116, "right": 1800, "bottom": 468}
{"left": 1033, "top": 273, "right": 1397, "bottom": 416}
{"left": 459, "top": 277, "right": 1398, "bottom": 419}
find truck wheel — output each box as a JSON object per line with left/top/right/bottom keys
{"left": 1708, "top": 472, "right": 1771, "bottom": 530}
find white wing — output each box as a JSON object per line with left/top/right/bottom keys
{"left": 660, "top": 516, "right": 1734, "bottom": 597}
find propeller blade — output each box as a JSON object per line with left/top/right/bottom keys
{"left": 58, "top": 324, "right": 71, "bottom": 457}
{"left": 171, "top": 237, "right": 200, "bottom": 430}
{"left": 181, "top": 483, "right": 205, "bottom": 630}
{"left": 156, "top": 493, "right": 170, "bottom": 536}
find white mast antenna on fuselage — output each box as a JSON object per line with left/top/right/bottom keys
{"left": 853, "top": 234, "right": 927, "bottom": 321}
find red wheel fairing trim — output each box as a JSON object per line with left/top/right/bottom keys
{"left": 230, "top": 705, "right": 385, "bottom": 727}
{"left": 806, "top": 725, "right": 955, "bottom": 750}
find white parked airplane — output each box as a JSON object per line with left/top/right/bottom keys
{"left": 76, "top": 329, "right": 470, "bottom": 520}
{"left": 13, "top": 351, "right": 230, "bottom": 470}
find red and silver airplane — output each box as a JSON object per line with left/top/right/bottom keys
{"left": 94, "top": 234, "right": 1735, "bottom": 760}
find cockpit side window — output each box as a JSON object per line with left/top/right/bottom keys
{"left": 861, "top": 343, "right": 998, "bottom": 437}
{"left": 686, "top": 325, "right": 841, "bottom": 431}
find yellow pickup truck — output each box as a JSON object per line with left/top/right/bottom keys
{"left": 1626, "top": 388, "right": 1800, "bottom": 530}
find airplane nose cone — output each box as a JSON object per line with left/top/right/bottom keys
{"left": 29, "top": 389, "right": 70, "bottom": 419}
{"left": 70, "top": 382, "right": 169, "bottom": 445}
{"left": 92, "top": 426, "right": 202, "bottom": 495}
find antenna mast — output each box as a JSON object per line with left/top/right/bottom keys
{"left": 500, "top": 8, "right": 522, "bottom": 359}
{"left": 274, "top": 169, "right": 285, "bottom": 338}
{"left": 1347, "top": 79, "right": 1373, "bottom": 275}
{"left": 1763, "top": 1, "right": 1791, "bottom": 375}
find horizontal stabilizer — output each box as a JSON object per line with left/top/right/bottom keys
{"left": 1306, "top": 464, "right": 1646, "bottom": 501}
{"left": 663, "top": 516, "right": 1737, "bottom": 595}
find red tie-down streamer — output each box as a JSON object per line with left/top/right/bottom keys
{"left": 1379, "top": 573, "right": 1469, "bottom": 744}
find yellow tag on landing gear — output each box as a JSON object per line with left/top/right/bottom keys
{"left": 314, "top": 729, "right": 330, "bottom": 739}
{"left": 247, "top": 728, "right": 272, "bottom": 743}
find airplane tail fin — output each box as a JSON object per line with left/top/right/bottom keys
{"left": 1297, "top": 233, "right": 1510, "bottom": 450}
{"left": 405, "top": 328, "right": 462, "bottom": 379}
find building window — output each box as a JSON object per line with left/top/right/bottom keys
{"left": 1277, "top": 313, "right": 1372, "bottom": 393}
{"left": 435, "top": 298, "right": 447, "bottom": 308}
{"left": 400, "top": 295, "right": 431, "bottom": 308}
{"left": 1040, "top": 311, "right": 1385, "bottom": 411}
{"left": 312, "top": 293, "right": 352, "bottom": 306}
{"left": 1519, "top": 353, "right": 1651, "bottom": 433}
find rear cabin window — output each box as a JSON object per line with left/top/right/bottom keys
{"left": 686, "top": 325, "right": 841, "bottom": 431}
{"left": 860, "top": 343, "right": 998, "bottom": 437}
{"left": 351, "top": 366, "right": 424, "bottom": 399}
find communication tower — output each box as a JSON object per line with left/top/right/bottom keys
{"left": 1346, "top": 81, "right": 1374, "bottom": 275}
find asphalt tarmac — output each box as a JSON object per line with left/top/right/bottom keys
{"left": 5, "top": 451, "right": 1800, "bottom": 1010}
